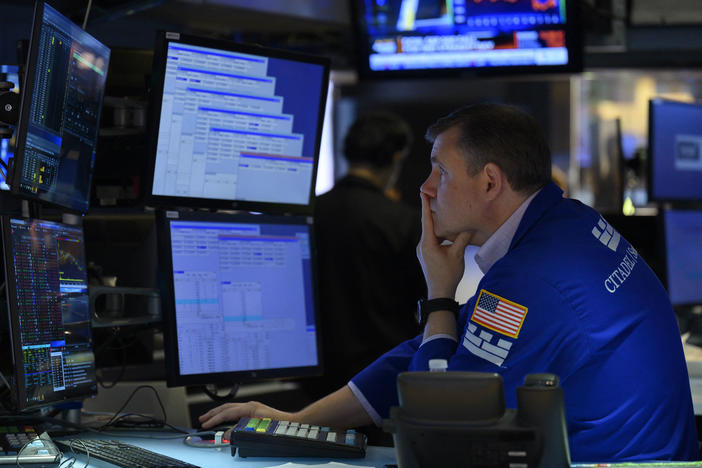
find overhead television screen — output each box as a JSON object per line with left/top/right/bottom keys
{"left": 146, "top": 32, "right": 330, "bottom": 214}
{"left": 354, "top": 0, "right": 581, "bottom": 77}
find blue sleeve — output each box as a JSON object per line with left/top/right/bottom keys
{"left": 349, "top": 335, "right": 422, "bottom": 423}
{"left": 408, "top": 337, "right": 458, "bottom": 371}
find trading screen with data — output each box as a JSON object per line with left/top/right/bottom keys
{"left": 159, "top": 212, "right": 320, "bottom": 386}
{"left": 10, "top": 1, "right": 110, "bottom": 212}
{"left": 2, "top": 218, "right": 96, "bottom": 410}
{"left": 148, "top": 33, "right": 329, "bottom": 213}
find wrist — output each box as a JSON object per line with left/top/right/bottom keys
{"left": 416, "top": 297, "right": 460, "bottom": 327}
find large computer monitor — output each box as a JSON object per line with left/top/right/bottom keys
{"left": 1, "top": 217, "right": 96, "bottom": 411}
{"left": 156, "top": 210, "right": 322, "bottom": 387}
{"left": 648, "top": 99, "right": 702, "bottom": 203}
{"left": 352, "top": 0, "right": 582, "bottom": 78}
{"left": 662, "top": 209, "right": 702, "bottom": 309}
{"left": 145, "top": 32, "right": 330, "bottom": 214}
{"left": 7, "top": 1, "right": 110, "bottom": 213}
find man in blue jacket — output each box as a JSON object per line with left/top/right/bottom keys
{"left": 199, "top": 103, "right": 698, "bottom": 462}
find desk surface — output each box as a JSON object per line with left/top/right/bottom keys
{"left": 54, "top": 432, "right": 397, "bottom": 468}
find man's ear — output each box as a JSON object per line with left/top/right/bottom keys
{"left": 482, "top": 162, "right": 503, "bottom": 201}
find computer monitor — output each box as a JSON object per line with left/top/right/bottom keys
{"left": 1, "top": 217, "right": 96, "bottom": 411}
{"left": 352, "top": 0, "right": 582, "bottom": 78}
{"left": 7, "top": 1, "right": 110, "bottom": 213}
{"left": 661, "top": 209, "right": 702, "bottom": 309}
{"left": 145, "top": 32, "right": 330, "bottom": 214}
{"left": 156, "top": 210, "right": 322, "bottom": 387}
{"left": 648, "top": 99, "right": 702, "bottom": 203}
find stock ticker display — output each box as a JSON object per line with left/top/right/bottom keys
{"left": 6, "top": 218, "right": 95, "bottom": 407}
{"left": 359, "top": 0, "right": 575, "bottom": 72}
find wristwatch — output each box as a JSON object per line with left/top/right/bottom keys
{"left": 416, "top": 298, "right": 460, "bottom": 327}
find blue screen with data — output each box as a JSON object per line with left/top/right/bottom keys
{"left": 167, "top": 216, "right": 318, "bottom": 376}
{"left": 664, "top": 209, "right": 702, "bottom": 306}
{"left": 151, "top": 41, "right": 326, "bottom": 206}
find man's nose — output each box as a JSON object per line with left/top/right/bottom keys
{"left": 420, "top": 172, "right": 436, "bottom": 197}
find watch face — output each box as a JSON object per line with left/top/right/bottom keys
{"left": 416, "top": 299, "right": 423, "bottom": 325}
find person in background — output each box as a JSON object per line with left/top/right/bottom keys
{"left": 301, "top": 111, "right": 425, "bottom": 401}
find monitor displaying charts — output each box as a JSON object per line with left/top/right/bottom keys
{"left": 146, "top": 32, "right": 330, "bottom": 214}
{"left": 1, "top": 217, "right": 96, "bottom": 410}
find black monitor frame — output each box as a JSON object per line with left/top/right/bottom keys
{"left": 7, "top": 1, "right": 110, "bottom": 214}
{"left": 156, "top": 209, "right": 323, "bottom": 387}
{"left": 0, "top": 216, "right": 96, "bottom": 411}
{"left": 647, "top": 98, "right": 702, "bottom": 204}
{"left": 351, "top": 0, "right": 583, "bottom": 80}
{"left": 145, "top": 32, "right": 330, "bottom": 215}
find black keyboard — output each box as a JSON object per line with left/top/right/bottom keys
{"left": 230, "top": 417, "right": 367, "bottom": 458}
{"left": 55, "top": 439, "right": 200, "bottom": 468}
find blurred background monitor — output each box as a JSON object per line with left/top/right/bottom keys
{"left": 662, "top": 209, "right": 702, "bottom": 310}
{"left": 156, "top": 210, "right": 322, "bottom": 387}
{"left": 353, "top": 0, "right": 582, "bottom": 78}
{"left": 145, "top": 32, "right": 330, "bottom": 215}
{"left": 8, "top": 1, "right": 110, "bottom": 213}
{"left": 0, "top": 217, "right": 96, "bottom": 412}
{"left": 647, "top": 99, "right": 702, "bottom": 203}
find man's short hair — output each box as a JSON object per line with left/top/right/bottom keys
{"left": 344, "top": 112, "right": 413, "bottom": 169}
{"left": 425, "top": 103, "right": 552, "bottom": 193}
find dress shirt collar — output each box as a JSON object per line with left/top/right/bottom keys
{"left": 474, "top": 189, "right": 541, "bottom": 274}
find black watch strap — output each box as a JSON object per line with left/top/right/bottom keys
{"left": 416, "top": 298, "right": 460, "bottom": 327}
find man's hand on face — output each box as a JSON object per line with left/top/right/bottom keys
{"left": 417, "top": 192, "right": 473, "bottom": 299}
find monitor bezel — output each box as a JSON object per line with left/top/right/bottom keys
{"left": 7, "top": 0, "right": 110, "bottom": 214}
{"left": 156, "top": 209, "right": 323, "bottom": 387}
{"left": 351, "top": 0, "right": 583, "bottom": 80}
{"left": 0, "top": 216, "right": 97, "bottom": 411}
{"left": 144, "top": 32, "right": 330, "bottom": 216}
{"left": 659, "top": 208, "right": 702, "bottom": 309}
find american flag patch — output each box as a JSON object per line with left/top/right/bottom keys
{"left": 471, "top": 290, "right": 528, "bottom": 338}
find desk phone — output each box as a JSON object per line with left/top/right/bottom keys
{"left": 230, "top": 417, "right": 367, "bottom": 458}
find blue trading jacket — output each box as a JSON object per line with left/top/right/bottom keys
{"left": 351, "top": 182, "right": 698, "bottom": 462}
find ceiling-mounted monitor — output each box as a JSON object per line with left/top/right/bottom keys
{"left": 353, "top": 0, "right": 582, "bottom": 79}
{"left": 145, "top": 32, "right": 330, "bottom": 214}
